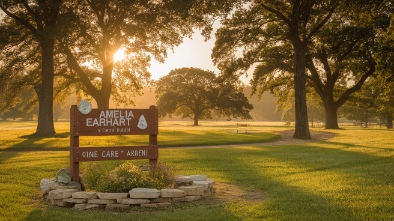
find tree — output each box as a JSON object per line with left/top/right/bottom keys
{"left": 376, "top": 14, "right": 394, "bottom": 129}
{"left": 212, "top": 1, "right": 343, "bottom": 139}
{"left": 155, "top": 67, "right": 253, "bottom": 126}
{"left": 213, "top": 0, "right": 391, "bottom": 132}
{"left": 304, "top": 0, "right": 390, "bottom": 129}
{"left": 0, "top": 0, "right": 64, "bottom": 136}
{"left": 340, "top": 80, "right": 380, "bottom": 127}
{"left": 56, "top": 0, "right": 210, "bottom": 109}
{"left": 0, "top": 85, "right": 38, "bottom": 121}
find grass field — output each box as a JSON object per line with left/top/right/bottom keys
{"left": 0, "top": 120, "right": 393, "bottom": 221}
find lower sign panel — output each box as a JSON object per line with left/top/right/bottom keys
{"left": 75, "top": 146, "right": 158, "bottom": 162}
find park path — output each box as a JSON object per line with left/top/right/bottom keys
{"left": 167, "top": 130, "right": 336, "bottom": 149}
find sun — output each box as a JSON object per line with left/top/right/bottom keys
{"left": 114, "top": 48, "right": 126, "bottom": 62}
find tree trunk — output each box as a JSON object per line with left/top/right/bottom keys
{"left": 193, "top": 115, "right": 199, "bottom": 126}
{"left": 94, "top": 60, "right": 113, "bottom": 109}
{"left": 387, "top": 112, "right": 393, "bottom": 129}
{"left": 35, "top": 40, "right": 56, "bottom": 136}
{"left": 291, "top": 34, "right": 311, "bottom": 139}
{"left": 95, "top": 94, "right": 111, "bottom": 109}
{"left": 325, "top": 106, "right": 340, "bottom": 129}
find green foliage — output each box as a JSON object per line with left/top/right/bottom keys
{"left": 213, "top": 1, "right": 392, "bottom": 130}
{"left": 340, "top": 76, "right": 394, "bottom": 128}
{"left": 82, "top": 162, "right": 174, "bottom": 193}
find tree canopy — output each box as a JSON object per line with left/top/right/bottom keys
{"left": 155, "top": 67, "right": 253, "bottom": 126}
{"left": 55, "top": 0, "right": 202, "bottom": 109}
{"left": 212, "top": 0, "right": 393, "bottom": 131}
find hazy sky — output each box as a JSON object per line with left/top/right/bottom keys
{"left": 148, "top": 28, "right": 251, "bottom": 84}
{"left": 148, "top": 30, "right": 219, "bottom": 79}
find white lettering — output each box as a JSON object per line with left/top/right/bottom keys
{"left": 113, "top": 118, "right": 119, "bottom": 126}
{"left": 126, "top": 150, "right": 147, "bottom": 157}
{"left": 82, "top": 151, "right": 98, "bottom": 158}
{"left": 113, "top": 110, "right": 119, "bottom": 118}
{"left": 127, "top": 110, "right": 134, "bottom": 119}
{"left": 86, "top": 118, "right": 93, "bottom": 126}
{"left": 86, "top": 110, "right": 135, "bottom": 127}
{"left": 93, "top": 118, "right": 99, "bottom": 126}
{"left": 119, "top": 118, "right": 125, "bottom": 126}
{"left": 102, "top": 151, "right": 118, "bottom": 158}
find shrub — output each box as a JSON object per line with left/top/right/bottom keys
{"left": 82, "top": 161, "right": 175, "bottom": 193}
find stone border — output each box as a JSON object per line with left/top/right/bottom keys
{"left": 40, "top": 175, "right": 215, "bottom": 210}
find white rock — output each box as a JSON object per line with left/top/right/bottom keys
{"left": 175, "top": 175, "right": 208, "bottom": 182}
{"left": 177, "top": 186, "right": 204, "bottom": 196}
{"left": 48, "top": 189, "right": 78, "bottom": 199}
{"left": 96, "top": 192, "right": 128, "bottom": 200}
{"left": 193, "top": 180, "right": 215, "bottom": 190}
{"left": 129, "top": 188, "right": 161, "bottom": 199}
{"left": 160, "top": 189, "right": 186, "bottom": 198}
{"left": 40, "top": 179, "right": 59, "bottom": 194}
{"left": 174, "top": 176, "right": 193, "bottom": 183}
{"left": 190, "top": 175, "right": 208, "bottom": 181}
{"left": 117, "top": 198, "right": 150, "bottom": 205}
{"left": 72, "top": 192, "right": 97, "bottom": 199}
{"left": 88, "top": 199, "right": 117, "bottom": 204}
{"left": 63, "top": 198, "right": 87, "bottom": 204}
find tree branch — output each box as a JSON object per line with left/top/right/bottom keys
{"left": 0, "top": 3, "right": 38, "bottom": 35}
{"left": 58, "top": 43, "right": 99, "bottom": 98}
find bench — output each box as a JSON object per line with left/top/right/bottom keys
{"left": 236, "top": 123, "right": 250, "bottom": 134}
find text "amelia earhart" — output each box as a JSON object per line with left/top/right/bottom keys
{"left": 86, "top": 110, "right": 134, "bottom": 127}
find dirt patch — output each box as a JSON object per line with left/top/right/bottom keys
{"left": 212, "top": 182, "right": 266, "bottom": 203}
{"left": 267, "top": 130, "right": 336, "bottom": 146}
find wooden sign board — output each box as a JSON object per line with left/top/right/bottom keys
{"left": 73, "top": 108, "right": 158, "bottom": 136}
{"left": 70, "top": 105, "right": 159, "bottom": 182}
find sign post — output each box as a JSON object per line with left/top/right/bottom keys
{"left": 70, "top": 104, "right": 159, "bottom": 182}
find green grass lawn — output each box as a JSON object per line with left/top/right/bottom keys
{"left": 0, "top": 121, "right": 393, "bottom": 221}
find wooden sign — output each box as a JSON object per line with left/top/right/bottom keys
{"left": 70, "top": 104, "right": 159, "bottom": 182}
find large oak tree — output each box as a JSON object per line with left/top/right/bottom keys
{"left": 155, "top": 67, "right": 253, "bottom": 126}
{"left": 57, "top": 0, "right": 193, "bottom": 108}
{"left": 0, "top": 0, "right": 64, "bottom": 136}
{"left": 57, "top": 0, "right": 239, "bottom": 109}
{"left": 305, "top": 0, "right": 390, "bottom": 129}
{"left": 212, "top": 0, "right": 343, "bottom": 139}
{"left": 212, "top": 0, "right": 391, "bottom": 131}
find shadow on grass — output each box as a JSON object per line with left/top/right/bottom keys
{"left": 19, "top": 132, "right": 70, "bottom": 139}
{"left": 0, "top": 132, "right": 70, "bottom": 152}
{"left": 178, "top": 141, "right": 394, "bottom": 220}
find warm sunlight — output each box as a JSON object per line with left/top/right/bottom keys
{"left": 114, "top": 48, "right": 127, "bottom": 62}
{"left": 113, "top": 29, "right": 250, "bottom": 83}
